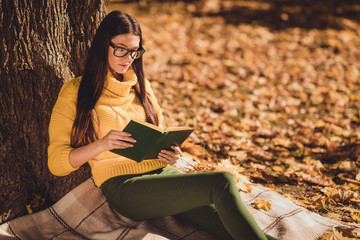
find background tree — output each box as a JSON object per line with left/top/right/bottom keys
{"left": 0, "top": 0, "right": 106, "bottom": 223}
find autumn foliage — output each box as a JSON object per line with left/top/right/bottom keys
{"left": 107, "top": 0, "right": 360, "bottom": 238}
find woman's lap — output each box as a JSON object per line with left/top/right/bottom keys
{"left": 101, "top": 166, "right": 228, "bottom": 220}
{"left": 101, "top": 166, "right": 270, "bottom": 240}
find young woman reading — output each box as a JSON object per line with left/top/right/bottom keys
{"left": 48, "top": 10, "right": 277, "bottom": 240}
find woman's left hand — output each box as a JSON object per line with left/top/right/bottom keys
{"left": 158, "top": 145, "right": 182, "bottom": 165}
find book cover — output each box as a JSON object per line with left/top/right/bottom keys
{"left": 110, "top": 120, "right": 194, "bottom": 162}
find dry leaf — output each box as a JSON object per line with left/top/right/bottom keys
{"left": 320, "top": 230, "right": 352, "bottom": 240}
{"left": 26, "top": 204, "right": 32, "bottom": 214}
{"left": 351, "top": 213, "right": 360, "bottom": 223}
{"left": 214, "top": 159, "right": 251, "bottom": 192}
{"left": 252, "top": 199, "right": 272, "bottom": 211}
{"left": 115, "top": 0, "right": 360, "bottom": 226}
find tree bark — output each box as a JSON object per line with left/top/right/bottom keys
{"left": 0, "top": 0, "right": 106, "bottom": 223}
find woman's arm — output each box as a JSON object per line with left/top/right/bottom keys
{"left": 69, "top": 129, "right": 136, "bottom": 168}
{"left": 48, "top": 80, "right": 136, "bottom": 175}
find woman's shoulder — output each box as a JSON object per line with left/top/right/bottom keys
{"left": 53, "top": 77, "right": 81, "bottom": 109}
{"left": 144, "top": 78, "right": 155, "bottom": 92}
{"left": 51, "top": 77, "right": 82, "bottom": 117}
{"left": 55, "top": 76, "right": 82, "bottom": 103}
{"left": 59, "top": 76, "right": 82, "bottom": 97}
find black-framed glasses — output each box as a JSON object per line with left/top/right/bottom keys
{"left": 109, "top": 42, "right": 146, "bottom": 59}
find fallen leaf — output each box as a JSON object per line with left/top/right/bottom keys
{"left": 114, "top": 1, "right": 360, "bottom": 227}
{"left": 351, "top": 213, "right": 360, "bottom": 223}
{"left": 252, "top": 199, "right": 272, "bottom": 211}
{"left": 320, "top": 230, "right": 352, "bottom": 240}
{"left": 26, "top": 204, "right": 32, "bottom": 214}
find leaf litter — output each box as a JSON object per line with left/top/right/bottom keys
{"left": 106, "top": 1, "right": 360, "bottom": 238}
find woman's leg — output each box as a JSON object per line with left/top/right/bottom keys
{"left": 174, "top": 204, "right": 234, "bottom": 239}
{"left": 174, "top": 204, "right": 277, "bottom": 240}
{"left": 101, "top": 166, "right": 275, "bottom": 240}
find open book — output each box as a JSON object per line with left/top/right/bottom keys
{"left": 110, "top": 120, "right": 194, "bottom": 162}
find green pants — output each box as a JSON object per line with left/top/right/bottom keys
{"left": 101, "top": 166, "right": 277, "bottom": 240}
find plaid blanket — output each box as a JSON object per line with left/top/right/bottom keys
{"left": 0, "top": 178, "right": 357, "bottom": 240}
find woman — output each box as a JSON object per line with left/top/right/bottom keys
{"left": 48, "top": 10, "right": 277, "bottom": 240}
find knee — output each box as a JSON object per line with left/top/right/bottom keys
{"left": 211, "top": 171, "right": 236, "bottom": 196}
{"left": 213, "top": 171, "right": 235, "bottom": 183}
{"left": 220, "top": 171, "right": 235, "bottom": 182}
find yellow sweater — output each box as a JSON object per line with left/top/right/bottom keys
{"left": 48, "top": 68, "right": 167, "bottom": 186}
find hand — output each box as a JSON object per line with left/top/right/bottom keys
{"left": 98, "top": 129, "right": 136, "bottom": 152}
{"left": 158, "top": 145, "right": 182, "bottom": 165}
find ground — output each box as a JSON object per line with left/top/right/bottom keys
{"left": 106, "top": 1, "right": 360, "bottom": 238}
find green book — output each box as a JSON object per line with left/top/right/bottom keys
{"left": 110, "top": 120, "right": 194, "bottom": 162}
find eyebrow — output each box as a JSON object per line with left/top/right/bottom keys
{"left": 114, "top": 43, "right": 139, "bottom": 50}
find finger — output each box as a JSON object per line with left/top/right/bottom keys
{"left": 109, "top": 130, "right": 135, "bottom": 140}
{"left": 107, "top": 131, "right": 136, "bottom": 143}
{"left": 160, "top": 149, "right": 173, "bottom": 155}
{"left": 117, "top": 131, "right": 137, "bottom": 143}
{"left": 165, "top": 149, "right": 181, "bottom": 158}
{"left": 117, "top": 131, "right": 132, "bottom": 137}
{"left": 111, "top": 139, "right": 134, "bottom": 148}
{"left": 158, "top": 154, "right": 177, "bottom": 165}
{"left": 117, "top": 136, "right": 137, "bottom": 143}
{"left": 159, "top": 151, "right": 179, "bottom": 161}
{"left": 109, "top": 129, "right": 131, "bottom": 136}
{"left": 159, "top": 151, "right": 181, "bottom": 163}
{"left": 158, "top": 151, "right": 171, "bottom": 160}
{"left": 111, "top": 142, "right": 133, "bottom": 149}
{"left": 158, "top": 153, "right": 172, "bottom": 164}
{"left": 171, "top": 145, "right": 182, "bottom": 155}
{"left": 107, "top": 137, "right": 136, "bottom": 146}
{"left": 160, "top": 150, "right": 177, "bottom": 159}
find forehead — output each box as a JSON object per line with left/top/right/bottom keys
{"left": 111, "top": 33, "right": 140, "bottom": 48}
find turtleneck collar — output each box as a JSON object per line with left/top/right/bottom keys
{"left": 103, "top": 67, "right": 138, "bottom": 97}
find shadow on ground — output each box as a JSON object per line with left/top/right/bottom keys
{"left": 194, "top": 0, "right": 360, "bottom": 30}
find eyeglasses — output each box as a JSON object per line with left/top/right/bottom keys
{"left": 109, "top": 42, "right": 146, "bottom": 59}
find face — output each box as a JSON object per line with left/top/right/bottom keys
{"left": 108, "top": 33, "right": 140, "bottom": 75}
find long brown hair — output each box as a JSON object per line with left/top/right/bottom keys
{"left": 70, "top": 11, "right": 159, "bottom": 148}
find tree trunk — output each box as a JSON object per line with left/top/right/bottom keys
{"left": 0, "top": 0, "right": 106, "bottom": 223}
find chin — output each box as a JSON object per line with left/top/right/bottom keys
{"left": 115, "top": 67, "right": 128, "bottom": 75}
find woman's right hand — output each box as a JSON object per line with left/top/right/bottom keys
{"left": 98, "top": 129, "right": 136, "bottom": 152}
{"left": 69, "top": 129, "right": 136, "bottom": 168}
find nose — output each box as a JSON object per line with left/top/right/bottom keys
{"left": 123, "top": 52, "right": 133, "bottom": 61}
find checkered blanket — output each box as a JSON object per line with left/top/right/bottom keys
{"left": 0, "top": 178, "right": 357, "bottom": 240}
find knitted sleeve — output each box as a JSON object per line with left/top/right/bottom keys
{"left": 47, "top": 79, "right": 80, "bottom": 176}
{"left": 145, "top": 79, "right": 165, "bottom": 129}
